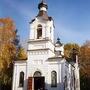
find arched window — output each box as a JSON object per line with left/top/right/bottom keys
{"left": 51, "top": 71, "right": 57, "bottom": 87}
{"left": 37, "top": 24, "right": 42, "bottom": 39}
{"left": 19, "top": 71, "right": 24, "bottom": 87}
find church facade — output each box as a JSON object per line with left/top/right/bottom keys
{"left": 12, "top": 1, "right": 80, "bottom": 90}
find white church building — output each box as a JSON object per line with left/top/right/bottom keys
{"left": 12, "top": 1, "right": 80, "bottom": 90}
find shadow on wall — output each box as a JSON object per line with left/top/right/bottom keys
{"left": 27, "top": 78, "right": 65, "bottom": 90}
{"left": 0, "top": 82, "right": 65, "bottom": 90}
{"left": 45, "top": 83, "right": 64, "bottom": 90}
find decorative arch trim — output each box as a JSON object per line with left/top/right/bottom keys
{"left": 33, "top": 71, "right": 42, "bottom": 77}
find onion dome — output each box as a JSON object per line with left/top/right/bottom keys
{"left": 55, "top": 37, "right": 62, "bottom": 46}
{"left": 37, "top": 0, "right": 52, "bottom": 20}
{"left": 38, "top": 0, "right": 48, "bottom": 10}
{"left": 30, "top": 0, "right": 53, "bottom": 23}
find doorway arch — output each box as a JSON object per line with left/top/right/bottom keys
{"left": 33, "top": 71, "right": 42, "bottom": 77}
{"left": 33, "top": 71, "right": 45, "bottom": 90}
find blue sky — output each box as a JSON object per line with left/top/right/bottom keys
{"left": 0, "top": 0, "right": 90, "bottom": 47}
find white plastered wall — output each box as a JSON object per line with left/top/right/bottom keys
{"left": 12, "top": 61, "right": 27, "bottom": 90}
{"left": 46, "top": 59, "right": 66, "bottom": 90}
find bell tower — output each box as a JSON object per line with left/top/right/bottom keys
{"left": 27, "top": 0, "right": 55, "bottom": 79}
{"left": 29, "top": 0, "right": 54, "bottom": 41}
{"left": 28, "top": 0, "right": 55, "bottom": 54}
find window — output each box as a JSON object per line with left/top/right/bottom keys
{"left": 64, "top": 76, "right": 67, "bottom": 90}
{"left": 19, "top": 71, "right": 24, "bottom": 87}
{"left": 37, "top": 24, "right": 42, "bottom": 39}
{"left": 51, "top": 71, "right": 57, "bottom": 87}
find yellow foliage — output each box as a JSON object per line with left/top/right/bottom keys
{"left": 0, "top": 18, "right": 16, "bottom": 71}
{"left": 80, "top": 41, "right": 90, "bottom": 76}
{"left": 0, "top": 17, "right": 27, "bottom": 86}
{"left": 17, "top": 47, "right": 27, "bottom": 60}
{"left": 64, "top": 43, "right": 80, "bottom": 58}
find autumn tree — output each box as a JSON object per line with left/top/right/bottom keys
{"left": 80, "top": 40, "right": 90, "bottom": 76}
{"left": 0, "top": 18, "right": 27, "bottom": 90}
{"left": 79, "top": 40, "right": 90, "bottom": 90}
{"left": 64, "top": 43, "right": 80, "bottom": 60}
{"left": 64, "top": 41, "right": 90, "bottom": 90}
{"left": 17, "top": 46, "right": 27, "bottom": 60}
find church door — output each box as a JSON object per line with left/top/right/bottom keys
{"left": 28, "top": 77, "right": 33, "bottom": 90}
{"left": 34, "top": 77, "right": 45, "bottom": 90}
{"left": 33, "top": 71, "right": 45, "bottom": 90}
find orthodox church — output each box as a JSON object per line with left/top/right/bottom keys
{"left": 12, "top": 1, "right": 80, "bottom": 90}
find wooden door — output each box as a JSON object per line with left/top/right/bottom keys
{"left": 28, "top": 77, "right": 33, "bottom": 90}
